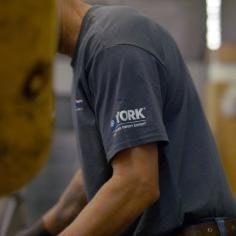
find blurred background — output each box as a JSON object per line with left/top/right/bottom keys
{"left": 0, "top": 0, "right": 236, "bottom": 235}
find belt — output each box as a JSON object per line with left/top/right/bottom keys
{"left": 175, "top": 218, "right": 236, "bottom": 236}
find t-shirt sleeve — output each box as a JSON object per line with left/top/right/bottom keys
{"left": 88, "top": 45, "right": 169, "bottom": 163}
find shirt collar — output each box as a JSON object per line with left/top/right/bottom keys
{"left": 71, "top": 5, "right": 101, "bottom": 68}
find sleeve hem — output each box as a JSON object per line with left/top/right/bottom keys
{"left": 106, "top": 133, "right": 169, "bottom": 163}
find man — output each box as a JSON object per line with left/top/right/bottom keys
{"left": 20, "top": 0, "right": 236, "bottom": 235}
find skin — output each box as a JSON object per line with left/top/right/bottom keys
{"left": 59, "top": 144, "right": 160, "bottom": 236}
{"left": 17, "top": 170, "right": 88, "bottom": 236}
{"left": 18, "top": 1, "right": 161, "bottom": 235}
{"left": 43, "top": 170, "right": 88, "bottom": 234}
{"left": 57, "top": 0, "right": 92, "bottom": 56}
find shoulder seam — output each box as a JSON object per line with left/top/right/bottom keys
{"left": 116, "top": 43, "right": 167, "bottom": 71}
{"left": 85, "top": 43, "right": 168, "bottom": 72}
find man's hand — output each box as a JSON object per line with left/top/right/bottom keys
{"left": 17, "top": 169, "right": 87, "bottom": 236}
{"left": 60, "top": 143, "right": 160, "bottom": 236}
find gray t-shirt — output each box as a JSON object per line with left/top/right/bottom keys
{"left": 71, "top": 5, "right": 236, "bottom": 236}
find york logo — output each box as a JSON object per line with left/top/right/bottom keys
{"left": 115, "top": 108, "right": 146, "bottom": 124}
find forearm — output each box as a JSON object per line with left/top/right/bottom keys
{"left": 59, "top": 175, "right": 159, "bottom": 236}
{"left": 43, "top": 189, "right": 87, "bottom": 234}
{"left": 17, "top": 219, "right": 52, "bottom": 236}
{"left": 18, "top": 170, "right": 87, "bottom": 236}
{"left": 43, "top": 170, "right": 87, "bottom": 234}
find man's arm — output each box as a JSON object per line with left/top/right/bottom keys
{"left": 18, "top": 169, "right": 87, "bottom": 236}
{"left": 59, "top": 143, "right": 160, "bottom": 236}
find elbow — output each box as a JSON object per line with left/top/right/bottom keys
{"left": 137, "top": 181, "right": 160, "bottom": 206}
{"left": 123, "top": 175, "right": 160, "bottom": 206}
{"left": 149, "top": 188, "right": 160, "bottom": 203}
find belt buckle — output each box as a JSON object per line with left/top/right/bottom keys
{"left": 214, "top": 217, "right": 228, "bottom": 236}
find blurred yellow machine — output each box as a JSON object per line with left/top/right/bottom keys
{"left": 0, "top": 0, "right": 57, "bottom": 196}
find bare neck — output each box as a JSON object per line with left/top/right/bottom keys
{"left": 58, "top": 1, "right": 91, "bottom": 57}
